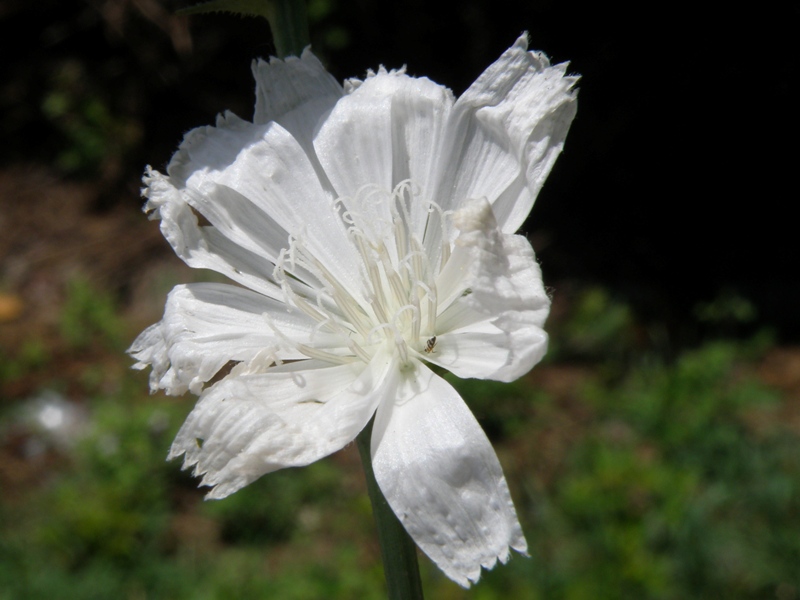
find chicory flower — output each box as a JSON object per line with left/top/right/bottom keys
{"left": 130, "top": 34, "right": 577, "bottom": 586}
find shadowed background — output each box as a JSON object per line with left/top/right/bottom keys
{"left": 3, "top": 0, "right": 796, "bottom": 340}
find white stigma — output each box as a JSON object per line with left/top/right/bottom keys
{"left": 273, "top": 181, "right": 451, "bottom": 368}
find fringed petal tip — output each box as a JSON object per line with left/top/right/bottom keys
{"left": 445, "top": 538, "right": 528, "bottom": 588}
{"left": 164, "top": 355, "right": 393, "bottom": 504}
{"left": 250, "top": 46, "right": 343, "bottom": 127}
{"left": 455, "top": 512, "right": 529, "bottom": 587}
{"left": 250, "top": 44, "right": 314, "bottom": 70}
{"left": 127, "top": 322, "right": 176, "bottom": 395}
{"left": 343, "top": 64, "right": 409, "bottom": 94}
{"left": 140, "top": 166, "right": 178, "bottom": 220}
{"left": 514, "top": 31, "right": 580, "bottom": 80}
{"left": 509, "top": 31, "right": 581, "bottom": 105}
{"left": 166, "top": 443, "right": 236, "bottom": 501}
{"left": 462, "top": 544, "right": 529, "bottom": 588}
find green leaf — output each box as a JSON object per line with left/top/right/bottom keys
{"left": 178, "top": 0, "right": 272, "bottom": 18}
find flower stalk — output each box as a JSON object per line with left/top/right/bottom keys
{"left": 357, "top": 420, "right": 425, "bottom": 600}
{"left": 265, "top": 0, "right": 309, "bottom": 58}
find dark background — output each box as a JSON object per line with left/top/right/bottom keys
{"left": 3, "top": 0, "right": 798, "bottom": 341}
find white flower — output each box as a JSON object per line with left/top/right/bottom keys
{"left": 130, "top": 34, "right": 577, "bottom": 587}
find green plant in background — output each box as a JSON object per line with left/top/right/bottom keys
{"left": 0, "top": 338, "right": 51, "bottom": 385}
{"left": 1, "top": 382, "right": 174, "bottom": 596}
{"left": 552, "top": 286, "right": 637, "bottom": 362}
{"left": 694, "top": 288, "right": 759, "bottom": 339}
{"left": 36, "top": 396, "right": 176, "bottom": 566}
{"left": 694, "top": 289, "right": 757, "bottom": 325}
{"left": 0, "top": 371, "right": 387, "bottom": 599}
{"left": 446, "top": 375, "right": 545, "bottom": 441}
{"left": 307, "top": 0, "right": 349, "bottom": 50}
{"left": 41, "top": 61, "right": 141, "bottom": 177}
{"left": 516, "top": 340, "right": 800, "bottom": 600}
{"left": 59, "top": 277, "right": 124, "bottom": 350}
{"left": 202, "top": 459, "right": 342, "bottom": 545}
{"left": 3, "top": 285, "right": 800, "bottom": 599}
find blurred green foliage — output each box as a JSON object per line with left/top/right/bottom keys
{"left": 0, "top": 338, "right": 51, "bottom": 384}
{"left": 59, "top": 277, "right": 124, "bottom": 350}
{"left": 563, "top": 287, "right": 636, "bottom": 358}
{"left": 513, "top": 342, "right": 799, "bottom": 600}
{"left": 2, "top": 284, "right": 799, "bottom": 599}
{"left": 40, "top": 61, "right": 141, "bottom": 177}
{"left": 547, "top": 286, "right": 637, "bottom": 364}
{"left": 203, "top": 460, "right": 342, "bottom": 545}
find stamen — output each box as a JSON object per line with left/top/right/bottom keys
{"left": 408, "top": 239, "right": 427, "bottom": 285}
{"left": 295, "top": 343, "right": 361, "bottom": 365}
{"left": 415, "top": 280, "right": 438, "bottom": 335}
{"left": 302, "top": 248, "right": 373, "bottom": 338}
{"left": 425, "top": 282, "right": 438, "bottom": 333}
{"left": 369, "top": 297, "right": 391, "bottom": 337}
{"left": 393, "top": 329, "right": 409, "bottom": 366}
{"left": 288, "top": 293, "right": 328, "bottom": 325}
{"left": 440, "top": 240, "right": 451, "bottom": 272}
{"left": 409, "top": 290, "right": 421, "bottom": 342}
{"left": 391, "top": 180, "right": 416, "bottom": 225}
{"left": 351, "top": 229, "right": 390, "bottom": 321}
{"left": 390, "top": 304, "right": 419, "bottom": 331}
{"left": 393, "top": 217, "right": 410, "bottom": 288}
{"left": 365, "top": 322, "right": 395, "bottom": 346}
{"left": 342, "top": 336, "right": 373, "bottom": 363}
{"left": 376, "top": 242, "right": 409, "bottom": 309}
{"left": 423, "top": 201, "right": 453, "bottom": 274}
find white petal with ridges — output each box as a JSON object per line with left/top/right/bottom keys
{"left": 163, "top": 115, "right": 366, "bottom": 299}
{"left": 144, "top": 168, "right": 284, "bottom": 300}
{"left": 252, "top": 50, "right": 344, "bottom": 182}
{"left": 129, "top": 283, "right": 341, "bottom": 395}
{"left": 431, "top": 199, "right": 550, "bottom": 382}
{"left": 426, "top": 326, "right": 547, "bottom": 383}
{"left": 313, "top": 70, "right": 454, "bottom": 242}
{"left": 170, "top": 349, "right": 394, "bottom": 500}
{"left": 370, "top": 362, "right": 527, "bottom": 587}
{"left": 252, "top": 48, "right": 343, "bottom": 131}
{"left": 432, "top": 33, "right": 578, "bottom": 233}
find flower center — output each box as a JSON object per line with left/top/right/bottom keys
{"left": 273, "top": 181, "right": 452, "bottom": 368}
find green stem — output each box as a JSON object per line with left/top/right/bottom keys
{"left": 356, "top": 421, "right": 425, "bottom": 600}
{"left": 266, "top": 0, "right": 310, "bottom": 58}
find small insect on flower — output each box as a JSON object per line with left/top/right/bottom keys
{"left": 423, "top": 336, "right": 437, "bottom": 354}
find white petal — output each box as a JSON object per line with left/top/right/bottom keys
{"left": 432, "top": 33, "right": 578, "bottom": 233}
{"left": 161, "top": 113, "right": 365, "bottom": 300}
{"left": 143, "top": 167, "right": 284, "bottom": 299}
{"left": 129, "top": 321, "right": 169, "bottom": 384}
{"left": 178, "top": 183, "right": 289, "bottom": 266}
{"left": 370, "top": 363, "right": 527, "bottom": 587}
{"left": 252, "top": 48, "right": 344, "bottom": 135}
{"left": 171, "top": 349, "right": 395, "bottom": 500}
{"left": 252, "top": 49, "right": 344, "bottom": 200}
{"left": 432, "top": 199, "right": 550, "bottom": 382}
{"left": 128, "top": 283, "right": 339, "bottom": 395}
{"left": 426, "top": 326, "right": 547, "bottom": 384}
{"left": 313, "top": 70, "right": 454, "bottom": 241}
